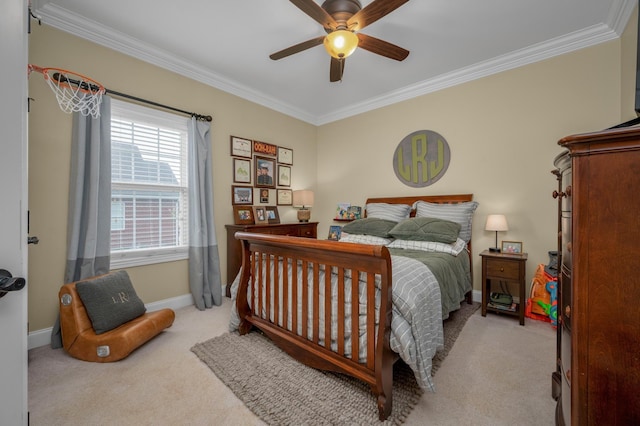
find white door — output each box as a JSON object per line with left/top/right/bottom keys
{"left": 0, "top": 1, "right": 29, "bottom": 425}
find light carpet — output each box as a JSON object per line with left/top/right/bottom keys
{"left": 191, "top": 302, "right": 480, "bottom": 425}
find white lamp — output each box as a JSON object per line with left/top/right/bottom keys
{"left": 292, "top": 190, "right": 314, "bottom": 222}
{"left": 485, "top": 214, "right": 508, "bottom": 252}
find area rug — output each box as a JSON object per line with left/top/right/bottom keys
{"left": 191, "top": 302, "right": 480, "bottom": 425}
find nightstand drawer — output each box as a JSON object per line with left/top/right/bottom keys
{"left": 486, "top": 259, "right": 520, "bottom": 280}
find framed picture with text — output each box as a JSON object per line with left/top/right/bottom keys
{"left": 233, "top": 158, "right": 251, "bottom": 184}
{"left": 277, "top": 146, "right": 293, "bottom": 165}
{"left": 277, "top": 189, "right": 293, "bottom": 205}
{"left": 230, "top": 136, "right": 252, "bottom": 158}
{"left": 277, "top": 165, "right": 291, "bottom": 187}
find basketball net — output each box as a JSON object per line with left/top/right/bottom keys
{"left": 28, "top": 65, "right": 105, "bottom": 118}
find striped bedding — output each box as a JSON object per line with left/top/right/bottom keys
{"left": 229, "top": 249, "right": 468, "bottom": 392}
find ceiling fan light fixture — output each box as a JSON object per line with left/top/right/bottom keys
{"left": 324, "top": 29, "right": 358, "bottom": 59}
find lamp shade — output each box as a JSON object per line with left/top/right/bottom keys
{"left": 485, "top": 214, "right": 508, "bottom": 231}
{"left": 292, "top": 190, "right": 314, "bottom": 208}
{"left": 323, "top": 30, "right": 359, "bottom": 59}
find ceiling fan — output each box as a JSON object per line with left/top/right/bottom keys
{"left": 270, "top": 0, "right": 410, "bottom": 82}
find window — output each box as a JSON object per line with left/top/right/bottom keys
{"left": 110, "top": 99, "right": 189, "bottom": 268}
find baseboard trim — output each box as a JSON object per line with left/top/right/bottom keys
{"left": 28, "top": 293, "right": 195, "bottom": 350}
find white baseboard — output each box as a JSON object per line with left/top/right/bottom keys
{"left": 28, "top": 293, "right": 194, "bottom": 350}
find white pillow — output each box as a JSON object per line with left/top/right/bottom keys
{"left": 414, "top": 201, "right": 479, "bottom": 243}
{"left": 387, "top": 237, "right": 467, "bottom": 255}
{"left": 339, "top": 233, "right": 393, "bottom": 246}
{"left": 365, "top": 203, "right": 411, "bottom": 222}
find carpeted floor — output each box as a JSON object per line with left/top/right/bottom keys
{"left": 28, "top": 297, "right": 557, "bottom": 425}
{"left": 191, "top": 302, "right": 480, "bottom": 425}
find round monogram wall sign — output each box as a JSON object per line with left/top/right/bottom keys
{"left": 392, "top": 130, "right": 451, "bottom": 187}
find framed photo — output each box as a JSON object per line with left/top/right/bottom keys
{"left": 231, "top": 185, "right": 253, "bottom": 205}
{"left": 265, "top": 206, "right": 280, "bottom": 224}
{"left": 259, "top": 188, "right": 270, "bottom": 203}
{"left": 277, "top": 147, "right": 293, "bottom": 165}
{"left": 501, "top": 240, "right": 523, "bottom": 254}
{"left": 255, "top": 156, "right": 276, "bottom": 188}
{"left": 277, "top": 189, "right": 293, "bottom": 205}
{"left": 278, "top": 165, "right": 291, "bottom": 187}
{"left": 230, "top": 136, "right": 252, "bottom": 158}
{"left": 328, "top": 225, "right": 342, "bottom": 241}
{"left": 233, "top": 205, "right": 254, "bottom": 225}
{"left": 253, "top": 206, "right": 268, "bottom": 224}
{"left": 233, "top": 158, "right": 251, "bottom": 184}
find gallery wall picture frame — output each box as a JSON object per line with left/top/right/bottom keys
{"left": 233, "top": 158, "right": 251, "bottom": 184}
{"left": 277, "top": 146, "right": 293, "bottom": 165}
{"left": 259, "top": 188, "right": 270, "bottom": 204}
{"left": 253, "top": 206, "right": 269, "bottom": 224}
{"left": 278, "top": 165, "right": 291, "bottom": 187}
{"left": 255, "top": 156, "right": 276, "bottom": 188}
{"left": 265, "top": 206, "right": 280, "bottom": 224}
{"left": 230, "top": 136, "right": 252, "bottom": 158}
{"left": 253, "top": 140, "right": 277, "bottom": 157}
{"left": 277, "top": 189, "right": 293, "bottom": 205}
{"left": 233, "top": 205, "right": 254, "bottom": 225}
{"left": 231, "top": 185, "right": 253, "bottom": 205}
{"left": 501, "top": 240, "right": 523, "bottom": 254}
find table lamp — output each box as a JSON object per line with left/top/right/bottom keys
{"left": 292, "top": 190, "right": 314, "bottom": 222}
{"left": 485, "top": 214, "right": 508, "bottom": 252}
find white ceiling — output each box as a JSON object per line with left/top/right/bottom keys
{"left": 32, "top": 0, "right": 636, "bottom": 125}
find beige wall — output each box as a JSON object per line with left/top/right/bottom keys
{"left": 28, "top": 14, "right": 636, "bottom": 333}
{"left": 316, "top": 36, "right": 633, "bottom": 296}
{"left": 27, "top": 24, "right": 317, "bottom": 331}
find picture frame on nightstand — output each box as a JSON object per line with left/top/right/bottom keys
{"left": 501, "top": 241, "right": 523, "bottom": 254}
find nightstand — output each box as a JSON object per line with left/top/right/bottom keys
{"left": 480, "top": 249, "right": 528, "bottom": 325}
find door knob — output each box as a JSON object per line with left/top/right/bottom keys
{"left": 0, "top": 269, "right": 26, "bottom": 298}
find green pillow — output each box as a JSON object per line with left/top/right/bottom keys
{"left": 341, "top": 218, "right": 398, "bottom": 238}
{"left": 389, "top": 217, "right": 461, "bottom": 243}
{"left": 76, "top": 270, "right": 146, "bottom": 334}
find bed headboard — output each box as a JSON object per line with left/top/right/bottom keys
{"left": 364, "top": 194, "right": 475, "bottom": 288}
{"left": 364, "top": 194, "right": 474, "bottom": 216}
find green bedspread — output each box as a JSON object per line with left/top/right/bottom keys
{"left": 388, "top": 248, "right": 472, "bottom": 318}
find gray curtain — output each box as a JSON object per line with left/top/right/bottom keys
{"left": 188, "top": 117, "right": 222, "bottom": 309}
{"left": 51, "top": 96, "right": 112, "bottom": 348}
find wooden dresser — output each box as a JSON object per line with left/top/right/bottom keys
{"left": 552, "top": 127, "right": 640, "bottom": 425}
{"left": 224, "top": 222, "right": 318, "bottom": 297}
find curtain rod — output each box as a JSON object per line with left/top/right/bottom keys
{"left": 105, "top": 88, "right": 212, "bottom": 122}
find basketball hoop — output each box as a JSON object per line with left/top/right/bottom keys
{"left": 28, "top": 64, "right": 105, "bottom": 118}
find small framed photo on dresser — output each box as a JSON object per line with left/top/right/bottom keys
{"left": 233, "top": 206, "right": 254, "bottom": 225}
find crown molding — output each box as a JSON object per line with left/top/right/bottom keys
{"left": 34, "top": 1, "right": 633, "bottom": 126}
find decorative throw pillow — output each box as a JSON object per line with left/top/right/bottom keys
{"left": 365, "top": 203, "right": 412, "bottom": 223}
{"left": 389, "top": 217, "right": 461, "bottom": 243}
{"left": 75, "top": 270, "right": 147, "bottom": 335}
{"left": 414, "top": 200, "right": 479, "bottom": 243}
{"left": 341, "top": 217, "right": 398, "bottom": 238}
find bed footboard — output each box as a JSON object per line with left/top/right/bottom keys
{"left": 234, "top": 232, "right": 395, "bottom": 420}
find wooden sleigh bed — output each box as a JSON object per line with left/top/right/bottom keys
{"left": 230, "top": 194, "right": 477, "bottom": 420}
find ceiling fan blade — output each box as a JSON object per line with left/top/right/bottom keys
{"left": 356, "top": 33, "right": 409, "bottom": 61}
{"left": 290, "top": 0, "right": 338, "bottom": 30}
{"left": 330, "top": 57, "right": 345, "bottom": 82}
{"left": 347, "top": 0, "right": 409, "bottom": 31}
{"left": 270, "top": 36, "right": 325, "bottom": 60}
